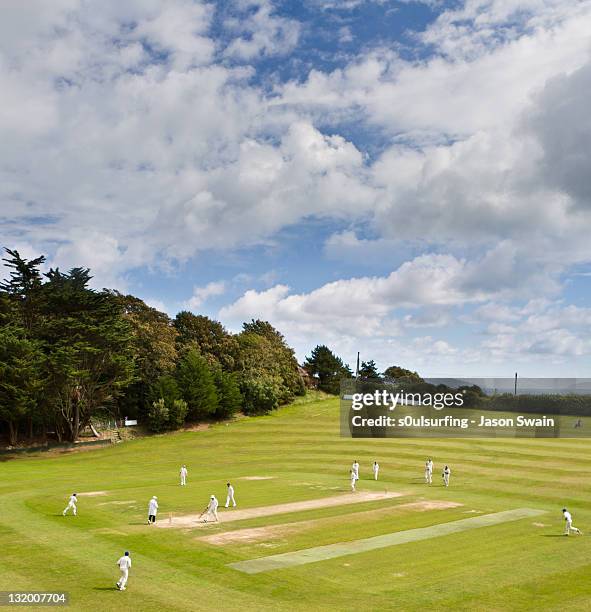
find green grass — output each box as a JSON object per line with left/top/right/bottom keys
{"left": 1, "top": 396, "right": 590, "bottom": 611}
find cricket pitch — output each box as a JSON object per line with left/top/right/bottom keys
{"left": 228, "top": 508, "right": 547, "bottom": 574}
{"left": 156, "top": 491, "right": 404, "bottom": 529}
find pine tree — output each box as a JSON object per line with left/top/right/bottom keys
{"left": 39, "top": 268, "right": 135, "bottom": 441}
{"left": 304, "top": 345, "right": 352, "bottom": 394}
{"left": 0, "top": 326, "right": 44, "bottom": 445}
{"left": 213, "top": 370, "right": 242, "bottom": 419}
{"left": 0, "top": 248, "right": 45, "bottom": 332}
{"left": 175, "top": 348, "right": 218, "bottom": 420}
{"left": 359, "top": 360, "right": 379, "bottom": 379}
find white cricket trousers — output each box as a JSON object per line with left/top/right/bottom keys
{"left": 443, "top": 474, "right": 450, "bottom": 487}
{"left": 565, "top": 520, "right": 581, "bottom": 535}
{"left": 425, "top": 470, "right": 432, "bottom": 484}
{"left": 63, "top": 502, "right": 77, "bottom": 515}
{"left": 225, "top": 493, "right": 236, "bottom": 507}
{"left": 373, "top": 469, "right": 379, "bottom": 481}
{"left": 180, "top": 475, "right": 186, "bottom": 486}
{"left": 118, "top": 569, "right": 128, "bottom": 589}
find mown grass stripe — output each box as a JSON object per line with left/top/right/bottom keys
{"left": 228, "top": 508, "right": 546, "bottom": 574}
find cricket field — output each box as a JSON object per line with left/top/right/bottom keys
{"left": 1, "top": 394, "right": 590, "bottom": 611}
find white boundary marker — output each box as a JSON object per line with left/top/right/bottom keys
{"left": 228, "top": 507, "right": 546, "bottom": 574}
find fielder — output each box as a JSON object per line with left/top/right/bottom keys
{"left": 180, "top": 465, "right": 188, "bottom": 486}
{"left": 563, "top": 508, "right": 583, "bottom": 535}
{"left": 442, "top": 465, "right": 451, "bottom": 487}
{"left": 372, "top": 461, "right": 379, "bottom": 481}
{"left": 116, "top": 551, "right": 132, "bottom": 591}
{"left": 63, "top": 493, "right": 77, "bottom": 516}
{"left": 352, "top": 460, "right": 360, "bottom": 481}
{"left": 425, "top": 458, "right": 433, "bottom": 484}
{"left": 225, "top": 482, "right": 236, "bottom": 508}
{"left": 147, "top": 495, "right": 158, "bottom": 524}
{"left": 350, "top": 468, "right": 357, "bottom": 492}
{"left": 201, "top": 495, "right": 219, "bottom": 522}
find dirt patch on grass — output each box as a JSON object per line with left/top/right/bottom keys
{"left": 532, "top": 522, "right": 547, "bottom": 527}
{"left": 199, "top": 498, "right": 461, "bottom": 545}
{"left": 183, "top": 423, "right": 211, "bottom": 432}
{"left": 97, "top": 500, "right": 136, "bottom": 506}
{"left": 200, "top": 524, "right": 302, "bottom": 545}
{"left": 240, "top": 476, "right": 275, "bottom": 481}
{"left": 398, "top": 501, "right": 462, "bottom": 512}
{"left": 158, "top": 491, "right": 403, "bottom": 529}
{"left": 77, "top": 491, "right": 108, "bottom": 497}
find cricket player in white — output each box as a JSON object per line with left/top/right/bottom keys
{"left": 442, "top": 465, "right": 451, "bottom": 487}
{"left": 372, "top": 461, "right": 379, "bottom": 481}
{"left": 63, "top": 493, "right": 77, "bottom": 516}
{"left": 563, "top": 508, "right": 583, "bottom": 535}
{"left": 225, "top": 482, "right": 236, "bottom": 508}
{"left": 116, "top": 551, "right": 132, "bottom": 591}
{"left": 352, "top": 460, "right": 360, "bottom": 481}
{"left": 425, "top": 459, "right": 434, "bottom": 484}
{"left": 202, "top": 495, "right": 219, "bottom": 522}
{"left": 350, "top": 469, "right": 357, "bottom": 491}
{"left": 147, "top": 495, "right": 158, "bottom": 524}
{"left": 180, "top": 465, "right": 188, "bottom": 486}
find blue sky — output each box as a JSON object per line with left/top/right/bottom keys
{"left": 1, "top": 0, "right": 591, "bottom": 376}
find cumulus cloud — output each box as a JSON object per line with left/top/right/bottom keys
{"left": 224, "top": 0, "right": 301, "bottom": 61}
{"left": 185, "top": 280, "right": 226, "bottom": 310}
{"left": 3, "top": 0, "right": 591, "bottom": 282}
{"left": 2, "top": 0, "right": 591, "bottom": 372}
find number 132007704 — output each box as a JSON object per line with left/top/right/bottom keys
{"left": 0, "top": 592, "right": 69, "bottom": 606}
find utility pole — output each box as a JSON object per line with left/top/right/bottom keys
{"left": 514, "top": 372, "right": 518, "bottom": 396}
{"left": 355, "top": 352, "right": 360, "bottom": 379}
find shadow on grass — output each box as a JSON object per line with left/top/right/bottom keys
{"left": 542, "top": 534, "right": 569, "bottom": 537}
{"left": 93, "top": 587, "right": 119, "bottom": 591}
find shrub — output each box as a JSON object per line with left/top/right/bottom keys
{"left": 241, "top": 375, "right": 281, "bottom": 415}
{"left": 148, "top": 399, "right": 169, "bottom": 432}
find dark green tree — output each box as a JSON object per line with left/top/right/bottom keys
{"left": 167, "top": 399, "right": 189, "bottom": 430}
{"left": 0, "top": 248, "right": 45, "bottom": 332}
{"left": 175, "top": 348, "right": 218, "bottom": 420}
{"left": 111, "top": 293, "right": 178, "bottom": 419}
{"left": 147, "top": 375, "right": 188, "bottom": 430}
{"left": 213, "top": 369, "right": 242, "bottom": 419}
{"left": 0, "top": 326, "right": 45, "bottom": 445}
{"left": 304, "top": 345, "right": 352, "bottom": 394}
{"left": 148, "top": 375, "right": 181, "bottom": 408}
{"left": 359, "top": 360, "right": 379, "bottom": 379}
{"left": 148, "top": 399, "right": 169, "bottom": 433}
{"left": 39, "top": 269, "right": 135, "bottom": 441}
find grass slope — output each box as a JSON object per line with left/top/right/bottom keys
{"left": 1, "top": 396, "right": 590, "bottom": 611}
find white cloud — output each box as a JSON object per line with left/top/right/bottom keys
{"left": 224, "top": 0, "right": 300, "bottom": 61}
{"left": 3, "top": 0, "right": 591, "bottom": 287}
{"left": 217, "top": 249, "right": 532, "bottom": 347}
{"left": 2, "top": 0, "right": 591, "bottom": 377}
{"left": 185, "top": 280, "right": 227, "bottom": 310}
{"left": 219, "top": 263, "right": 591, "bottom": 373}
{"left": 50, "top": 231, "right": 129, "bottom": 291}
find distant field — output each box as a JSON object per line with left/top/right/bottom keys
{"left": 1, "top": 395, "right": 590, "bottom": 611}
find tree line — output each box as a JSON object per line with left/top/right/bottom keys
{"left": 1, "top": 248, "right": 427, "bottom": 447}
{"left": 0, "top": 249, "right": 314, "bottom": 445}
